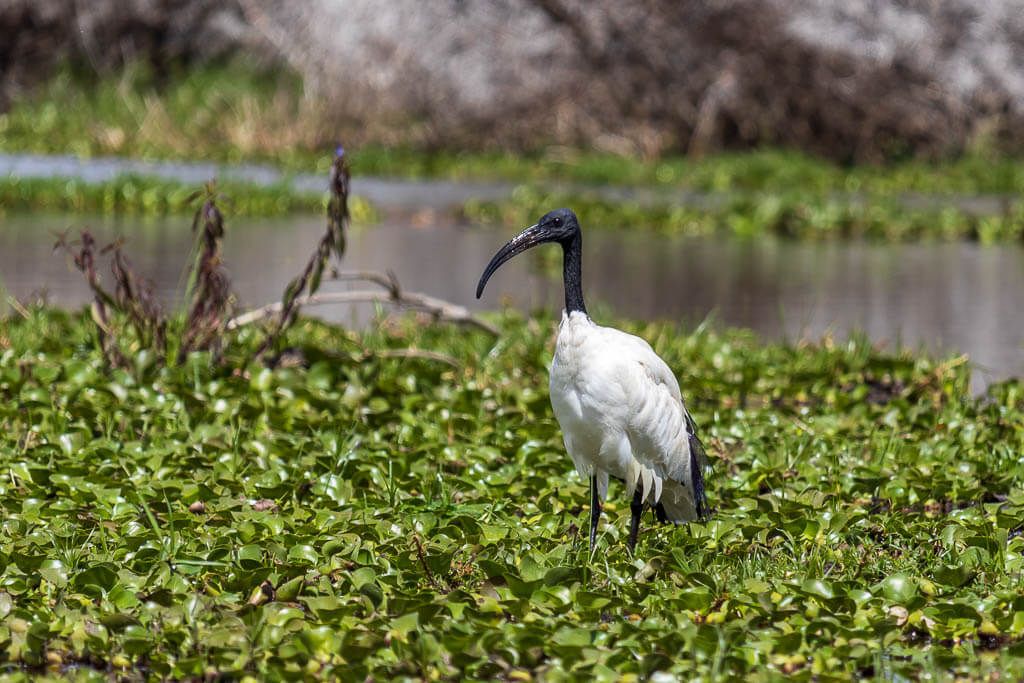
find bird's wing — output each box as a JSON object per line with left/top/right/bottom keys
{"left": 598, "top": 325, "right": 708, "bottom": 518}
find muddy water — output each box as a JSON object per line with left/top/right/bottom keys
{"left": 1, "top": 211, "right": 1020, "bottom": 391}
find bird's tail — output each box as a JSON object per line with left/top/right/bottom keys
{"left": 656, "top": 478, "right": 702, "bottom": 522}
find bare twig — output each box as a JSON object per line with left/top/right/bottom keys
{"left": 231, "top": 268, "right": 498, "bottom": 335}
{"left": 412, "top": 535, "right": 444, "bottom": 591}
{"left": 228, "top": 288, "right": 498, "bottom": 336}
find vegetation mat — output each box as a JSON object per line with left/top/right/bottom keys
{"left": 0, "top": 308, "right": 1021, "bottom": 680}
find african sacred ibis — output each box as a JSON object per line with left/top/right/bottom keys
{"left": 476, "top": 208, "right": 709, "bottom": 551}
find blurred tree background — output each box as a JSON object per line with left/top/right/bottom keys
{"left": 4, "top": 0, "right": 1023, "bottom": 162}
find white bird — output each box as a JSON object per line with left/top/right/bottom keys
{"left": 476, "top": 208, "right": 709, "bottom": 550}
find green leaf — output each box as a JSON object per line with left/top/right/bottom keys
{"left": 39, "top": 559, "right": 69, "bottom": 587}
{"left": 286, "top": 545, "right": 319, "bottom": 566}
{"left": 878, "top": 575, "right": 917, "bottom": 603}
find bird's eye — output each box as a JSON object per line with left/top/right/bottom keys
{"left": 552, "top": 217, "right": 562, "bottom": 227}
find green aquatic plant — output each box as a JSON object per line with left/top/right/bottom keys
{"left": 465, "top": 186, "right": 1024, "bottom": 243}
{"left": 0, "top": 174, "right": 378, "bottom": 221}
{"left": 0, "top": 174, "right": 315, "bottom": 216}
{"left": 0, "top": 306, "right": 1021, "bottom": 680}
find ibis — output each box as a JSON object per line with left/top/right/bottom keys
{"left": 476, "top": 208, "right": 709, "bottom": 551}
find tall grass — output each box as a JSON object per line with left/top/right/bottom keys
{"left": 0, "top": 63, "right": 335, "bottom": 167}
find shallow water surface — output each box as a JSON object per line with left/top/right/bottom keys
{"left": 1, "top": 211, "right": 1021, "bottom": 391}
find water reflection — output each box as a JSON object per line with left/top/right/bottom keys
{"left": 1, "top": 212, "right": 1021, "bottom": 390}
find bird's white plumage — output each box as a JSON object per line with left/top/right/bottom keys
{"left": 549, "top": 311, "right": 702, "bottom": 522}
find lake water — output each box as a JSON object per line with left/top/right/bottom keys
{"left": 1, "top": 211, "right": 1021, "bottom": 392}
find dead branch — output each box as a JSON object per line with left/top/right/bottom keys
{"left": 227, "top": 288, "right": 499, "bottom": 336}
{"left": 230, "top": 268, "right": 498, "bottom": 335}
{"left": 412, "top": 534, "right": 444, "bottom": 592}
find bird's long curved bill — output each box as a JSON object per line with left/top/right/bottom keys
{"left": 475, "top": 224, "right": 545, "bottom": 298}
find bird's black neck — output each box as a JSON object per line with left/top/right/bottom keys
{"left": 561, "top": 232, "right": 587, "bottom": 315}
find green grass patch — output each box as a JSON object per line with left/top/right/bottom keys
{"left": 465, "top": 187, "right": 1024, "bottom": 242}
{"left": 0, "top": 175, "right": 377, "bottom": 220}
{"left": 360, "top": 146, "right": 1024, "bottom": 197}
{"left": 0, "top": 63, "right": 318, "bottom": 170}
{"left": 0, "top": 307, "right": 1022, "bottom": 679}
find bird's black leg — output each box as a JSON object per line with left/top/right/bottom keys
{"left": 627, "top": 487, "right": 644, "bottom": 551}
{"left": 653, "top": 501, "right": 670, "bottom": 524}
{"left": 589, "top": 475, "right": 602, "bottom": 551}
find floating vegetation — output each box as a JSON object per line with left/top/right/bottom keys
{"left": 0, "top": 174, "right": 379, "bottom": 220}
{"left": 465, "top": 186, "right": 1024, "bottom": 243}
{"left": 0, "top": 174, "right": 316, "bottom": 216}
{"left": 1, "top": 166, "right": 1023, "bottom": 678}
{"left": 0, "top": 306, "right": 1021, "bottom": 679}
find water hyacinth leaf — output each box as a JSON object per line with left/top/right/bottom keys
{"left": 100, "top": 613, "right": 138, "bottom": 630}
{"left": 275, "top": 575, "right": 305, "bottom": 602}
{"left": 286, "top": 545, "right": 319, "bottom": 566}
{"left": 932, "top": 563, "right": 974, "bottom": 588}
{"left": 349, "top": 567, "right": 377, "bottom": 589}
{"left": 675, "top": 587, "right": 714, "bottom": 611}
{"left": 389, "top": 613, "right": 419, "bottom": 640}
{"left": 552, "top": 627, "right": 592, "bottom": 648}
{"left": 576, "top": 592, "right": 612, "bottom": 610}
{"left": 75, "top": 564, "right": 119, "bottom": 594}
{"left": 878, "top": 575, "right": 918, "bottom": 604}
{"left": 301, "top": 596, "right": 346, "bottom": 619}
{"left": 38, "top": 559, "right": 68, "bottom": 587}
{"left": 801, "top": 579, "right": 834, "bottom": 600}
{"left": 107, "top": 584, "right": 140, "bottom": 610}
{"left": 237, "top": 545, "right": 263, "bottom": 568}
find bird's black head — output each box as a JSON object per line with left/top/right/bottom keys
{"left": 534, "top": 207, "right": 580, "bottom": 243}
{"left": 475, "top": 208, "right": 579, "bottom": 299}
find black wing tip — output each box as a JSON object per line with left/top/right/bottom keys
{"left": 687, "top": 418, "right": 711, "bottom": 522}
